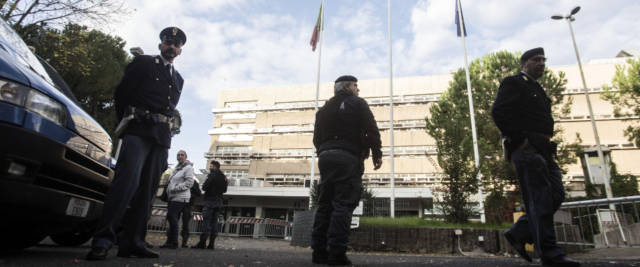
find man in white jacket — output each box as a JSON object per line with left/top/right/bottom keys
{"left": 160, "top": 150, "right": 194, "bottom": 249}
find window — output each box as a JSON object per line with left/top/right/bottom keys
{"left": 224, "top": 170, "right": 248, "bottom": 179}
{"left": 222, "top": 113, "right": 256, "bottom": 119}
{"left": 218, "top": 135, "right": 253, "bottom": 142}
{"left": 221, "top": 123, "right": 255, "bottom": 131}
{"left": 225, "top": 101, "right": 257, "bottom": 109}
{"left": 216, "top": 146, "right": 252, "bottom": 153}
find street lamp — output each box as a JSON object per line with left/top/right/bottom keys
{"left": 551, "top": 7, "right": 624, "bottom": 243}
{"left": 551, "top": 6, "right": 613, "bottom": 199}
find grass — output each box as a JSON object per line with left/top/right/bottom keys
{"left": 359, "top": 216, "right": 512, "bottom": 230}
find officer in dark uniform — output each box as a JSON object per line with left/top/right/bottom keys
{"left": 86, "top": 26, "right": 187, "bottom": 261}
{"left": 193, "top": 160, "right": 227, "bottom": 250}
{"left": 491, "top": 48, "right": 580, "bottom": 267}
{"left": 311, "top": 75, "right": 382, "bottom": 265}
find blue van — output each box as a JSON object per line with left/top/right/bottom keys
{"left": 0, "top": 20, "right": 114, "bottom": 250}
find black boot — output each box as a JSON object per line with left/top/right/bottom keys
{"left": 312, "top": 249, "right": 328, "bottom": 264}
{"left": 181, "top": 239, "right": 189, "bottom": 248}
{"left": 207, "top": 238, "right": 215, "bottom": 250}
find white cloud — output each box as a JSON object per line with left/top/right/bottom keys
{"left": 91, "top": 0, "right": 640, "bottom": 169}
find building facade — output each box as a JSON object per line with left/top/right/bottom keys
{"left": 206, "top": 55, "right": 639, "bottom": 220}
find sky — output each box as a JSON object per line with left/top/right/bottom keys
{"left": 101, "top": 0, "right": 640, "bottom": 171}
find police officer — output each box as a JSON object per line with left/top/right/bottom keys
{"left": 491, "top": 48, "right": 579, "bottom": 267}
{"left": 193, "top": 160, "right": 228, "bottom": 250}
{"left": 311, "top": 75, "right": 382, "bottom": 265}
{"left": 86, "top": 26, "right": 186, "bottom": 261}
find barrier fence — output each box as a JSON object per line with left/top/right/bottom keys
{"left": 147, "top": 206, "right": 292, "bottom": 239}
{"left": 555, "top": 195, "right": 640, "bottom": 248}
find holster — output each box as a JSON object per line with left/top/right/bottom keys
{"left": 114, "top": 113, "right": 134, "bottom": 138}
{"left": 501, "top": 132, "right": 557, "bottom": 161}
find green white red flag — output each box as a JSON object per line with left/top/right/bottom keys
{"left": 310, "top": 3, "right": 323, "bottom": 51}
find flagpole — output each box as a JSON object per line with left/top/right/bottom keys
{"left": 456, "top": 0, "right": 485, "bottom": 223}
{"left": 310, "top": 0, "right": 325, "bottom": 209}
{"left": 387, "top": 0, "right": 396, "bottom": 218}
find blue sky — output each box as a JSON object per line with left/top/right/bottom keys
{"left": 104, "top": 0, "right": 640, "bottom": 171}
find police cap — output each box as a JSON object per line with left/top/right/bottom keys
{"left": 160, "top": 27, "right": 187, "bottom": 46}
{"left": 335, "top": 75, "right": 357, "bottom": 83}
{"left": 521, "top": 47, "right": 544, "bottom": 63}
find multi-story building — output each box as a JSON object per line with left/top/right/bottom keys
{"left": 206, "top": 53, "right": 640, "bottom": 221}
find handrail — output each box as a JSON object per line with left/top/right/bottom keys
{"left": 561, "top": 195, "right": 640, "bottom": 208}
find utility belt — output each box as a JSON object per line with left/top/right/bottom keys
{"left": 114, "top": 106, "right": 172, "bottom": 138}
{"left": 128, "top": 106, "right": 172, "bottom": 124}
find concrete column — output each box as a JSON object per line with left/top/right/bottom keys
{"left": 255, "top": 206, "right": 263, "bottom": 218}
{"left": 418, "top": 198, "right": 423, "bottom": 218}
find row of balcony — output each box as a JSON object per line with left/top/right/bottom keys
{"left": 206, "top": 146, "right": 439, "bottom": 160}
{"left": 213, "top": 88, "right": 610, "bottom": 114}
{"left": 206, "top": 142, "right": 637, "bottom": 161}
{"left": 209, "top": 120, "right": 428, "bottom": 135}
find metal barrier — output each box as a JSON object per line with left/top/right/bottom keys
{"left": 555, "top": 195, "right": 640, "bottom": 248}
{"left": 148, "top": 207, "right": 206, "bottom": 234}
{"left": 147, "top": 207, "right": 292, "bottom": 239}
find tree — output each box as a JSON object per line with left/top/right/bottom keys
{"left": 425, "top": 51, "right": 579, "bottom": 223}
{"left": 18, "top": 23, "right": 129, "bottom": 138}
{"left": 602, "top": 58, "right": 640, "bottom": 147}
{"left": 0, "top": 0, "right": 128, "bottom": 28}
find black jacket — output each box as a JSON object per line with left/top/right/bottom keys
{"left": 202, "top": 170, "right": 227, "bottom": 202}
{"left": 492, "top": 72, "right": 554, "bottom": 153}
{"left": 313, "top": 91, "right": 382, "bottom": 160}
{"left": 189, "top": 179, "right": 202, "bottom": 205}
{"left": 113, "top": 55, "right": 184, "bottom": 147}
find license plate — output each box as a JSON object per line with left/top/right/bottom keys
{"left": 66, "top": 197, "right": 90, "bottom": 218}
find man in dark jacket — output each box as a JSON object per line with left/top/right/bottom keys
{"left": 491, "top": 47, "right": 579, "bottom": 267}
{"left": 87, "top": 27, "right": 186, "bottom": 261}
{"left": 193, "top": 160, "right": 227, "bottom": 249}
{"left": 311, "top": 75, "right": 382, "bottom": 265}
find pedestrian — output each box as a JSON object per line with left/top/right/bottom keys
{"left": 311, "top": 75, "right": 382, "bottom": 265}
{"left": 160, "top": 150, "right": 195, "bottom": 249}
{"left": 491, "top": 47, "right": 580, "bottom": 267}
{"left": 193, "top": 160, "right": 227, "bottom": 250}
{"left": 86, "top": 26, "right": 186, "bottom": 261}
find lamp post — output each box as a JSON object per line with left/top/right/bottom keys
{"left": 552, "top": 6, "right": 627, "bottom": 246}
{"left": 551, "top": 6, "right": 613, "bottom": 201}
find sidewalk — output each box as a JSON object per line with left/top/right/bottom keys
{"left": 145, "top": 232, "right": 640, "bottom": 261}
{"left": 572, "top": 247, "right": 640, "bottom": 261}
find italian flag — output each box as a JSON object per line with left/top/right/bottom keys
{"left": 310, "top": 3, "right": 323, "bottom": 51}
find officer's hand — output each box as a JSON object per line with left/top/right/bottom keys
{"left": 373, "top": 157, "right": 382, "bottom": 170}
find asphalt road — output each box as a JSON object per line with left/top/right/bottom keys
{"left": 0, "top": 237, "right": 638, "bottom": 267}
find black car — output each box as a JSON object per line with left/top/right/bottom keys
{"left": 0, "top": 20, "right": 114, "bottom": 250}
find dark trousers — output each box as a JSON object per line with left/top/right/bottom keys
{"left": 166, "top": 201, "right": 191, "bottom": 245}
{"left": 91, "top": 135, "right": 167, "bottom": 250}
{"left": 311, "top": 149, "right": 363, "bottom": 254}
{"left": 199, "top": 200, "right": 221, "bottom": 244}
{"left": 510, "top": 144, "right": 565, "bottom": 260}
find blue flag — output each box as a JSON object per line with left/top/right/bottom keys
{"left": 455, "top": 0, "right": 467, "bottom": 37}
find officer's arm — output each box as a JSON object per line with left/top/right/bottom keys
{"left": 171, "top": 166, "right": 195, "bottom": 192}
{"left": 114, "top": 56, "right": 145, "bottom": 120}
{"left": 222, "top": 175, "right": 228, "bottom": 193}
{"left": 359, "top": 99, "right": 383, "bottom": 169}
{"left": 491, "top": 77, "right": 523, "bottom": 136}
{"left": 202, "top": 175, "right": 211, "bottom": 193}
{"left": 312, "top": 112, "right": 321, "bottom": 149}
